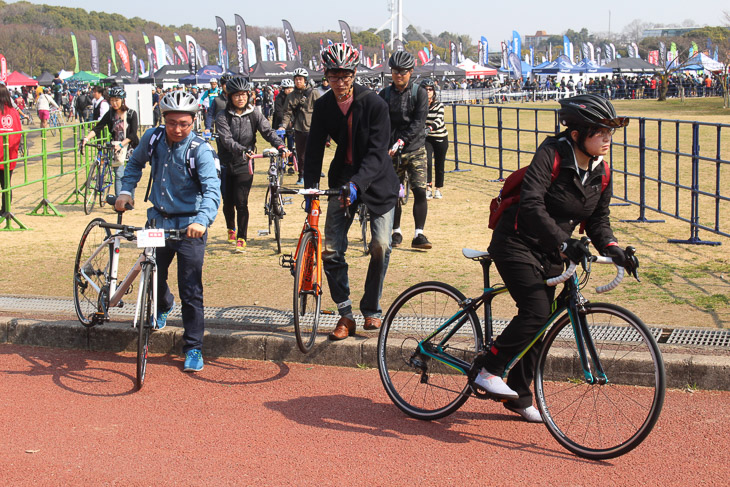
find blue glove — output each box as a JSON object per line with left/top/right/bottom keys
{"left": 347, "top": 182, "right": 358, "bottom": 204}
{"left": 304, "top": 195, "right": 313, "bottom": 214}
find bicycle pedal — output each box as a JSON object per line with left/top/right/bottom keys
{"left": 258, "top": 229, "right": 270, "bottom": 236}
{"left": 280, "top": 253, "right": 294, "bottom": 269}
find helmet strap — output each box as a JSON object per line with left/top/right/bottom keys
{"left": 337, "top": 85, "right": 353, "bottom": 101}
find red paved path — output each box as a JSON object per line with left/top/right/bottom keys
{"left": 1, "top": 344, "right": 728, "bottom": 486}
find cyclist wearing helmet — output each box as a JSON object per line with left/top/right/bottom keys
{"left": 115, "top": 90, "right": 221, "bottom": 373}
{"left": 304, "top": 43, "right": 399, "bottom": 340}
{"left": 199, "top": 78, "right": 221, "bottom": 111}
{"left": 215, "top": 76, "right": 288, "bottom": 252}
{"left": 279, "top": 67, "right": 321, "bottom": 184}
{"left": 273, "top": 78, "right": 296, "bottom": 172}
{"left": 205, "top": 74, "right": 232, "bottom": 134}
{"left": 474, "top": 94, "right": 633, "bottom": 423}
{"left": 82, "top": 86, "right": 139, "bottom": 195}
{"left": 379, "top": 50, "right": 431, "bottom": 250}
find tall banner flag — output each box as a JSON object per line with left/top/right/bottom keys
{"left": 234, "top": 15, "right": 250, "bottom": 72}
{"left": 512, "top": 31, "right": 521, "bottom": 59}
{"left": 429, "top": 42, "right": 434, "bottom": 60}
{"left": 174, "top": 41, "right": 187, "bottom": 65}
{"left": 107, "top": 58, "right": 112, "bottom": 77}
{"left": 282, "top": 20, "right": 300, "bottom": 62}
{"left": 200, "top": 47, "right": 209, "bottom": 66}
{"left": 418, "top": 49, "right": 428, "bottom": 65}
{"left": 627, "top": 44, "right": 635, "bottom": 58}
{"left": 458, "top": 41, "right": 463, "bottom": 62}
{"left": 339, "top": 20, "right": 352, "bottom": 46}
{"left": 450, "top": 41, "right": 457, "bottom": 65}
{"left": 690, "top": 41, "right": 699, "bottom": 58}
{"left": 146, "top": 43, "right": 157, "bottom": 72}
{"left": 247, "top": 38, "right": 257, "bottom": 66}
{"left": 186, "top": 35, "right": 198, "bottom": 72}
{"left": 130, "top": 49, "right": 139, "bottom": 81}
{"left": 480, "top": 36, "right": 488, "bottom": 65}
{"left": 174, "top": 33, "right": 182, "bottom": 44}
{"left": 115, "top": 39, "right": 131, "bottom": 72}
{"left": 70, "top": 32, "right": 80, "bottom": 72}
{"left": 530, "top": 46, "right": 534, "bottom": 66}
{"left": 215, "top": 17, "right": 229, "bottom": 69}
{"left": 154, "top": 36, "right": 167, "bottom": 68}
{"left": 548, "top": 42, "right": 552, "bottom": 62}
{"left": 500, "top": 41, "right": 508, "bottom": 69}
{"left": 563, "top": 35, "right": 570, "bottom": 59}
{"left": 259, "top": 36, "right": 269, "bottom": 62}
{"left": 277, "top": 37, "right": 287, "bottom": 63}
{"left": 267, "top": 40, "right": 276, "bottom": 61}
{"left": 0, "top": 54, "right": 7, "bottom": 84}
{"left": 668, "top": 42, "right": 678, "bottom": 67}
{"left": 631, "top": 42, "right": 640, "bottom": 58}
{"left": 109, "top": 32, "right": 118, "bottom": 72}
{"left": 507, "top": 52, "right": 522, "bottom": 79}
{"left": 587, "top": 42, "right": 595, "bottom": 61}
{"left": 165, "top": 44, "right": 175, "bottom": 66}
{"left": 713, "top": 46, "right": 718, "bottom": 62}
{"left": 142, "top": 32, "right": 150, "bottom": 45}
{"left": 610, "top": 43, "right": 617, "bottom": 63}
{"left": 381, "top": 43, "right": 385, "bottom": 64}
{"left": 89, "top": 34, "right": 100, "bottom": 73}
{"left": 659, "top": 42, "right": 666, "bottom": 65}
{"left": 603, "top": 43, "right": 612, "bottom": 63}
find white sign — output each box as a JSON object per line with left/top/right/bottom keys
{"left": 137, "top": 229, "right": 166, "bottom": 248}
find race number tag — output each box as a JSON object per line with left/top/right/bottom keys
{"left": 137, "top": 229, "right": 166, "bottom": 248}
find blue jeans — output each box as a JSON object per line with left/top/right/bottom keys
{"left": 156, "top": 231, "right": 208, "bottom": 353}
{"left": 323, "top": 199, "right": 394, "bottom": 318}
{"left": 113, "top": 164, "right": 125, "bottom": 196}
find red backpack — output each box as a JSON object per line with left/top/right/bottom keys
{"left": 488, "top": 151, "right": 610, "bottom": 230}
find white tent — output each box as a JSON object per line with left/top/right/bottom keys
{"left": 682, "top": 53, "right": 724, "bottom": 72}
{"left": 58, "top": 69, "right": 75, "bottom": 80}
{"left": 455, "top": 58, "right": 497, "bottom": 77}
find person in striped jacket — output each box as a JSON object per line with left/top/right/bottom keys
{"left": 422, "top": 79, "right": 448, "bottom": 200}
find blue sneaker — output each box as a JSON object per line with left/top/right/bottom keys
{"left": 184, "top": 349, "right": 204, "bottom": 372}
{"left": 155, "top": 301, "right": 174, "bottom": 330}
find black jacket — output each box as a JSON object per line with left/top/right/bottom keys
{"left": 215, "top": 106, "right": 284, "bottom": 177}
{"left": 90, "top": 108, "right": 139, "bottom": 148}
{"left": 489, "top": 133, "right": 616, "bottom": 276}
{"left": 379, "top": 81, "right": 429, "bottom": 153}
{"left": 304, "top": 83, "right": 399, "bottom": 215}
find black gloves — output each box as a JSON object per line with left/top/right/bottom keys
{"left": 602, "top": 245, "right": 627, "bottom": 268}
{"left": 560, "top": 238, "right": 591, "bottom": 264}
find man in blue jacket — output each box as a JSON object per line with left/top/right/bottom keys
{"left": 304, "top": 43, "right": 399, "bottom": 340}
{"left": 115, "top": 91, "right": 221, "bottom": 372}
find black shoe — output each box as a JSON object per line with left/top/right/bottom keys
{"left": 287, "top": 167, "right": 295, "bottom": 175}
{"left": 411, "top": 234, "right": 432, "bottom": 249}
{"left": 391, "top": 232, "right": 403, "bottom": 247}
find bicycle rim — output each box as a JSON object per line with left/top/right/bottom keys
{"left": 535, "top": 303, "right": 666, "bottom": 460}
{"left": 378, "top": 282, "right": 482, "bottom": 420}
{"left": 73, "top": 218, "right": 111, "bottom": 327}
{"left": 136, "top": 265, "right": 153, "bottom": 391}
{"left": 83, "top": 163, "right": 98, "bottom": 214}
{"left": 293, "top": 232, "right": 321, "bottom": 353}
{"left": 274, "top": 215, "right": 281, "bottom": 254}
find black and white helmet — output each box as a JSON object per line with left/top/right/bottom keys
{"left": 108, "top": 87, "right": 126, "bottom": 99}
{"left": 321, "top": 43, "right": 360, "bottom": 71}
{"left": 159, "top": 91, "right": 199, "bottom": 115}
{"left": 388, "top": 51, "right": 415, "bottom": 70}
{"left": 293, "top": 67, "right": 308, "bottom": 79}
{"left": 280, "top": 78, "right": 294, "bottom": 88}
{"left": 226, "top": 76, "right": 252, "bottom": 96}
{"left": 558, "top": 94, "right": 629, "bottom": 129}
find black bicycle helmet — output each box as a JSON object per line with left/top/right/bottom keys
{"left": 226, "top": 76, "right": 251, "bottom": 96}
{"left": 321, "top": 43, "right": 360, "bottom": 71}
{"left": 219, "top": 74, "right": 232, "bottom": 87}
{"left": 108, "top": 87, "right": 126, "bottom": 99}
{"left": 558, "top": 94, "right": 629, "bottom": 129}
{"left": 420, "top": 78, "right": 435, "bottom": 89}
{"left": 388, "top": 51, "right": 415, "bottom": 70}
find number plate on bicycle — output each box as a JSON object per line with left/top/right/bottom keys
{"left": 137, "top": 229, "right": 166, "bottom": 248}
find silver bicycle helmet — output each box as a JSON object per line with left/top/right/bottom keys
{"left": 388, "top": 51, "right": 415, "bottom": 70}
{"left": 280, "top": 78, "right": 294, "bottom": 88}
{"left": 159, "top": 91, "right": 199, "bottom": 115}
{"left": 293, "top": 67, "right": 309, "bottom": 79}
{"left": 321, "top": 43, "right": 360, "bottom": 71}
{"left": 108, "top": 87, "right": 126, "bottom": 99}
{"left": 226, "top": 76, "right": 252, "bottom": 96}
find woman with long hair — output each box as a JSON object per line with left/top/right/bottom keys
{"left": 0, "top": 84, "right": 22, "bottom": 215}
{"left": 422, "top": 78, "right": 448, "bottom": 200}
{"left": 81, "top": 86, "right": 139, "bottom": 195}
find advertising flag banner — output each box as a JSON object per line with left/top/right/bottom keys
{"left": 632, "top": 42, "right": 640, "bottom": 58}
{"left": 282, "top": 20, "right": 300, "bottom": 62}
{"left": 339, "top": 20, "right": 352, "bottom": 46}
{"left": 563, "top": 35, "right": 570, "bottom": 58}
{"left": 115, "top": 41, "right": 131, "bottom": 72}
{"left": 627, "top": 44, "right": 635, "bottom": 58}
{"left": 216, "top": 17, "right": 229, "bottom": 69}
{"left": 142, "top": 32, "right": 150, "bottom": 45}
{"left": 259, "top": 36, "right": 269, "bottom": 62}
{"left": 587, "top": 42, "right": 595, "bottom": 61}
{"left": 155, "top": 36, "right": 167, "bottom": 68}
{"left": 165, "top": 44, "right": 175, "bottom": 66}
{"left": 507, "top": 52, "right": 522, "bottom": 79}
{"left": 512, "top": 31, "right": 521, "bottom": 58}
{"left": 109, "top": 32, "right": 118, "bottom": 72}
{"left": 200, "top": 47, "right": 209, "bottom": 66}
{"left": 450, "top": 41, "right": 457, "bottom": 65}
{"left": 530, "top": 46, "right": 534, "bottom": 66}
{"left": 130, "top": 49, "right": 139, "bottom": 81}
{"left": 247, "top": 38, "right": 257, "bottom": 66}
{"left": 277, "top": 37, "right": 287, "bottom": 63}
{"left": 267, "top": 40, "right": 276, "bottom": 61}
{"left": 107, "top": 57, "right": 112, "bottom": 77}
{"left": 0, "top": 54, "right": 7, "bottom": 84}
{"left": 90, "top": 34, "right": 100, "bottom": 73}
{"left": 610, "top": 43, "right": 617, "bottom": 62}
{"left": 418, "top": 50, "right": 428, "bottom": 65}
{"left": 235, "top": 14, "right": 250, "bottom": 72}
{"left": 174, "top": 33, "right": 182, "bottom": 44}
{"left": 146, "top": 43, "right": 157, "bottom": 72}
{"left": 659, "top": 42, "right": 666, "bottom": 64}
{"left": 429, "top": 42, "right": 434, "bottom": 60}
{"left": 71, "top": 32, "right": 80, "bottom": 73}
{"left": 394, "top": 39, "right": 404, "bottom": 52}
{"left": 174, "top": 42, "right": 188, "bottom": 65}
{"left": 186, "top": 35, "right": 197, "bottom": 72}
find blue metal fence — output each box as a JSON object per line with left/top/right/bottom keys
{"left": 446, "top": 104, "right": 730, "bottom": 244}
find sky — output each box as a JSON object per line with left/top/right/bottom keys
{"left": 7, "top": 0, "right": 730, "bottom": 49}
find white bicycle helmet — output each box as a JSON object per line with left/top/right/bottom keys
{"left": 280, "top": 78, "right": 294, "bottom": 88}
{"left": 293, "top": 68, "right": 309, "bottom": 79}
{"left": 159, "top": 91, "right": 199, "bottom": 115}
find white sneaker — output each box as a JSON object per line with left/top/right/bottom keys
{"left": 504, "top": 404, "right": 543, "bottom": 423}
{"left": 473, "top": 369, "right": 519, "bottom": 400}
{"left": 426, "top": 188, "right": 433, "bottom": 199}
{"left": 434, "top": 188, "right": 443, "bottom": 199}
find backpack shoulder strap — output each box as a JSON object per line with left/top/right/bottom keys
{"left": 411, "top": 82, "right": 420, "bottom": 106}
{"left": 383, "top": 86, "right": 392, "bottom": 103}
{"left": 143, "top": 126, "right": 167, "bottom": 202}
{"left": 600, "top": 159, "right": 611, "bottom": 192}
{"left": 186, "top": 136, "right": 221, "bottom": 182}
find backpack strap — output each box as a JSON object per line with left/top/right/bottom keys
{"left": 143, "top": 126, "right": 166, "bottom": 202}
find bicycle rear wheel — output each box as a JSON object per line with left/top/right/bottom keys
{"left": 99, "top": 163, "right": 113, "bottom": 208}
{"left": 73, "top": 218, "right": 111, "bottom": 326}
{"left": 378, "top": 282, "right": 482, "bottom": 420}
{"left": 535, "top": 302, "right": 665, "bottom": 460}
{"left": 293, "top": 231, "right": 321, "bottom": 353}
{"left": 136, "top": 264, "right": 154, "bottom": 390}
{"left": 83, "top": 162, "right": 99, "bottom": 215}
{"left": 273, "top": 191, "right": 283, "bottom": 254}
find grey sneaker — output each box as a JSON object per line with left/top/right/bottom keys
{"left": 411, "top": 234, "right": 432, "bottom": 249}
{"left": 504, "top": 404, "right": 543, "bottom": 423}
{"left": 434, "top": 188, "right": 443, "bottom": 199}
{"left": 473, "top": 369, "right": 519, "bottom": 400}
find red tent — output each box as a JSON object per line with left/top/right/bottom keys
{"left": 456, "top": 59, "right": 497, "bottom": 78}
{"left": 5, "top": 71, "right": 38, "bottom": 87}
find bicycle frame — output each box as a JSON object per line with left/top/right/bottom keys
{"left": 292, "top": 198, "right": 325, "bottom": 294}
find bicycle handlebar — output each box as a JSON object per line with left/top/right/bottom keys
{"left": 246, "top": 148, "right": 281, "bottom": 175}
{"left": 546, "top": 256, "right": 626, "bottom": 294}
{"left": 80, "top": 141, "right": 116, "bottom": 155}
{"left": 279, "top": 187, "right": 342, "bottom": 196}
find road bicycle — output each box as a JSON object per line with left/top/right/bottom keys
{"left": 393, "top": 150, "right": 410, "bottom": 207}
{"left": 280, "top": 187, "right": 343, "bottom": 353}
{"left": 72, "top": 195, "right": 184, "bottom": 390}
{"left": 249, "top": 148, "right": 293, "bottom": 254}
{"left": 21, "top": 108, "right": 34, "bottom": 125}
{"left": 80, "top": 142, "right": 115, "bottom": 215}
{"left": 377, "top": 242, "right": 665, "bottom": 460}
{"left": 48, "top": 108, "right": 61, "bottom": 137}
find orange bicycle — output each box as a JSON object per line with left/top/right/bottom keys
{"left": 280, "top": 187, "right": 344, "bottom": 353}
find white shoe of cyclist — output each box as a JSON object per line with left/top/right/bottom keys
{"left": 473, "top": 368, "right": 519, "bottom": 400}
{"left": 504, "top": 404, "right": 543, "bottom": 423}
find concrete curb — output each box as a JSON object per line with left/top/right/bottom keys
{"left": 1, "top": 316, "right": 729, "bottom": 391}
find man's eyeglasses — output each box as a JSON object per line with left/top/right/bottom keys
{"left": 165, "top": 121, "right": 193, "bottom": 129}
{"left": 326, "top": 74, "right": 354, "bottom": 83}
{"left": 391, "top": 68, "right": 411, "bottom": 76}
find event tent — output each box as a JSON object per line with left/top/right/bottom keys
{"left": 573, "top": 58, "right": 612, "bottom": 74}
{"left": 180, "top": 65, "right": 233, "bottom": 85}
{"left": 498, "top": 62, "right": 533, "bottom": 77}
{"left": 679, "top": 53, "right": 724, "bottom": 72}
{"left": 36, "top": 71, "right": 55, "bottom": 86}
{"left": 68, "top": 71, "right": 107, "bottom": 82}
{"left": 531, "top": 55, "right": 577, "bottom": 75}
{"left": 416, "top": 58, "right": 467, "bottom": 78}
{"left": 139, "top": 65, "right": 191, "bottom": 84}
{"left": 456, "top": 59, "right": 497, "bottom": 77}
{"left": 5, "top": 71, "right": 38, "bottom": 87}
{"left": 106, "top": 69, "right": 135, "bottom": 84}
{"left": 246, "top": 61, "right": 308, "bottom": 83}
{"left": 604, "top": 58, "right": 659, "bottom": 74}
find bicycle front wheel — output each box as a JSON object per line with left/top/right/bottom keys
{"left": 99, "top": 163, "right": 113, "bottom": 207}
{"left": 378, "top": 282, "right": 482, "bottom": 420}
{"left": 136, "top": 264, "right": 154, "bottom": 390}
{"left": 293, "top": 231, "right": 321, "bottom": 353}
{"left": 73, "top": 218, "right": 111, "bottom": 326}
{"left": 535, "top": 302, "right": 666, "bottom": 460}
{"left": 83, "top": 162, "right": 99, "bottom": 215}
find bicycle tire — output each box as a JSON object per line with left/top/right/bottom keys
{"left": 73, "top": 218, "right": 111, "bottom": 327}
{"left": 83, "top": 162, "right": 99, "bottom": 215}
{"left": 534, "top": 302, "right": 666, "bottom": 460}
{"left": 99, "top": 162, "right": 113, "bottom": 208}
{"left": 293, "top": 231, "right": 321, "bottom": 353}
{"left": 136, "top": 264, "right": 154, "bottom": 390}
{"left": 273, "top": 214, "right": 282, "bottom": 254}
{"left": 378, "top": 281, "right": 483, "bottom": 420}
{"left": 359, "top": 204, "right": 369, "bottom": 254}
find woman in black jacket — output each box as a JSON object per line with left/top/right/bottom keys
{"left": 475, "top": 94, "right": 634, "bottom": 423}
{"left": 215, "top": 77, "right": 287, "bottom": 253}
{"left": 81, "top": 86, "right": 139, "bottom": 196}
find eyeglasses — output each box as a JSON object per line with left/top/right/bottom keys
{"left": 326, "top": 74, "right": 354, "bottom": 83}
{"left": 391, "top": 68, "right": 411, "bottom": 76}
{"left": 591, "top": 128, "right": 616, "bottom": 138}
{"left": 425, "top": 87, "right": 434, "bottom": 92}
{"left": 165, "top": 121, "right": 193, "bottom": 130}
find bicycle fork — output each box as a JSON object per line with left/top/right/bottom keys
{"left": 568, "top": 306, "right": 608, "bottom": 385}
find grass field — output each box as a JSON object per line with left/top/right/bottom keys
{"left": 1, "top": 97, "right": 729, "bottom": 330}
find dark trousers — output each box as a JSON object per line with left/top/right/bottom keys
{"left": 483, "top": 260, "right": 555, "bottom": 409}
{"left": 294, "top": 130, "right": 308, "bottom": 179}
{"left": 425, "top": 137, "right": 448, "bottom": 188}
{"left": 222, "top": 171, "right": 253, "bottom": 240}
{"left": 156, "top": 232, "right": 208, "bottom": 353}
{"left": 1, "top": 168, "right": 12, "bottom": 214}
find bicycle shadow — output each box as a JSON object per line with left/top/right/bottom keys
{"left": 186, "top": 357, "right": 290, "bottom": 387}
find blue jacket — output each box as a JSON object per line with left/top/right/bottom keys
{"left": 121, "top": 128, "right": 221, "bottom": 230}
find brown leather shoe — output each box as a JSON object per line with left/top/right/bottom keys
{"left": 363, "top": 317, "right": 381, "bottom": 330}
{"left": 329, "top": 316, "right": 356, "bottom": 341}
